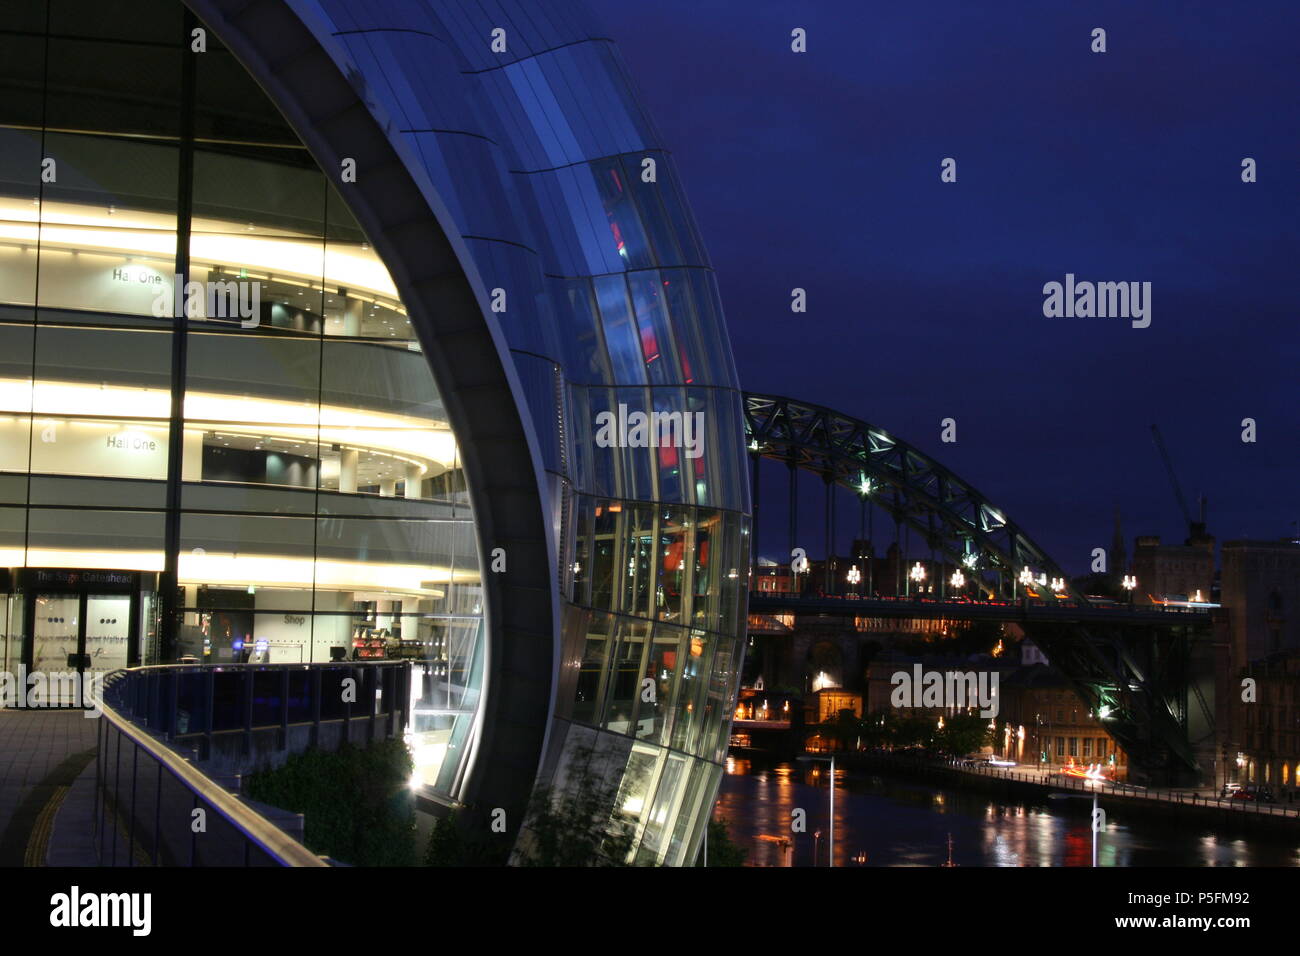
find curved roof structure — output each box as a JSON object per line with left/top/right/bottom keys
{"left": 187, "top": 0, "right": 751, "bottom": 863}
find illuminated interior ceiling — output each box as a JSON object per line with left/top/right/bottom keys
{"left": 0, "top": 545, "right": 472, "bottom": 595}
{"left": 0, "top": 381, "right": 458, "bottom": 472}
{"left": 0, "top": 195, "right": 469, "bottom": 588}
{"left": 0, "top": 197, "right": 402, "bottom": 307}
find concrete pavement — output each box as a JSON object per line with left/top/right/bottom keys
{"left": 0, "top": 709, "right": 99, "bottom": 866}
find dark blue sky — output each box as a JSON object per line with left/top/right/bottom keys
{"left": 596, "top": 0, "right": 1300, "bottom": 572}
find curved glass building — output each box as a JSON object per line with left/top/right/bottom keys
{"left": 0, "top": 0, "right": 749, "bottom": 864}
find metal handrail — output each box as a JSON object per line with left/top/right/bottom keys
{"left": 95, "top": 688, "right": 328, "bottom": 867}
{"left": 851, "top": 750, "right": 1300, "bottom": 818}
{"left": 942, "top": 755, "right": 1299, "bottom": 817}
{"left": 103, "top": 660, "right": 411, "bottom": 747}
{"left": 93, "top": 661, "right": 409, "bottom": 867}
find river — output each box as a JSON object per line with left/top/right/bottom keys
{"left": 714, "top": 756, "right": 1300, "bottom": 866}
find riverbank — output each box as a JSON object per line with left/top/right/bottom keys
{"left": 834, "top": 751, "right": 1300, "bottom": 837}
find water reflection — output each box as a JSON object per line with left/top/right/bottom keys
{"left": 716, "top": 757, "right": 1300, "bottom": 867}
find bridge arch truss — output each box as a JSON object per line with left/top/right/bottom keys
{"left": 743, "top": 393, "right": 1086, "bottom": 603}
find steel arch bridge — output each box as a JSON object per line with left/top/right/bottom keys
{"left": 742, "top": 393, "right": 1215, "bottom": 785}
{"left": 743, "top": 393, "right": 1083, "bottom": 602}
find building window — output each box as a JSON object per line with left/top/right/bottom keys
{"left": 1083, "top": 738, "right": 1092, "bottom": 758}
{"left": 0, "top": 15, "right": 486, "bottom": 801}
{"left": 1069, "top": 737, "right": 1078, "bottom": 757}
{"left": 1056, "top": 737, "right": 1065, "bottom": 757}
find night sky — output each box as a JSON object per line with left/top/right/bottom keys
{"left": 596, "top": 0, "right": 1300, "bottom": 573}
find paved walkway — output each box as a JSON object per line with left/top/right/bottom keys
{"left": 0, "top": 709, "right": 100, "bottom": 866}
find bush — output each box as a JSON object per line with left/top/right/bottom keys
{"left": 698, "top": 818, "right": 747, "bottom": 867}
{"left": 244, "top": 738, "right": 417, "bottom": 866}
{"left": 424, "top": 810, "right": 507, "bottom": 867}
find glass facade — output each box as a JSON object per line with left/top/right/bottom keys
{"left": 314, "top": 1, "right": 754, "bottom": 865}
{"left": 0, "top": 6, "right": 484, "bottom": 793}
{"left": 2, "top": 0, "right": 751, "bottom": 865}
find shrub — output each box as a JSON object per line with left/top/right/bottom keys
{"left": 244, "top": 738, "right": 417, "bottom": 866}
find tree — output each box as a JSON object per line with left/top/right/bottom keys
{"left": 834, "top": 708, "right": 863, "bottom": 751}
{"left": 948, "top": 620, "right": 1003, "bottom": 656}
{"left": 888, "top": 713, "right": 936, "bottom": 750}
{"left": 807, "top": 707, "right": 864, "bottom": 753}
{"left": 859, "top": 710, "right": 892, "bottom": 750}
{"left": 424, "top": 810, "right": 505, "bottom": 866}
{"left": 934, "top": 713, "right": 993, "bottom": 756}
{"left": 697, "top": 818, "right": 747, "bottom": 867}
{"left": 513, "top": 747, "right": 638, "bottom": 866}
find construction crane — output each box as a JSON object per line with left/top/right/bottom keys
{"left": 1150, "top": 425, "right": 1206, "bottom": 542}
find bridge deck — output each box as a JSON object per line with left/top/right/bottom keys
{"left": 748, "top": 593, "right": 1212, "bottom": 625}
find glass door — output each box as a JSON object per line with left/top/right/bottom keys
{"left": 1, "top": 593, "right": 20, "bottom": 676}
{"left": 31, "top": 594, "right": 81, "bottom": 705}
{"left": 85, "top": 594, "right": 131, "bottom": 691}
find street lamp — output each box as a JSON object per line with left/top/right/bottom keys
{"left": 1016, "top": 566, "right": 1033, "bottom": 600}
{"left": 847, "top": 565, "right": 861, "bottom": 589}
{"left": 798, "top": 754, "right": 836, "bottom": 866}
{"left": 950, "top": 569, "right": 965, "bottom": 589}
{"left": 910, "top": 562, "right": 926, "bottom": 599}
{"left": 1121, "top": 574, "right": 1137, "bottom": 605}
{"left": 1047, "top": 791, "right": 1101, "bottom": 866}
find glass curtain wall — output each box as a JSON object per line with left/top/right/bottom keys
{"left": 0, "top": 1, "right": 483, "bottom": 794}
{"left": 530, "top": 157, "right": 751, "bottom": 866}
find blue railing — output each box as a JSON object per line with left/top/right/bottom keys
{"left": 104, "top": 661, "right": 411, "bottom": 760}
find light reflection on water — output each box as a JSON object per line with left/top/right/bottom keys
{"left": 715, "top": 757, "right": 1300, "bottom": 867}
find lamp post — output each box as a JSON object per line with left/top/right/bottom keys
{"left": 1048, "top": 791, "right": 1100, "bottom": 867}
{"left": 1122, "top": 574, "right": 1137, "bottom": 605}
{"left": 847, "top": 564, "right": 861, "bottom": 596}
{"left": 909, "top": 561, "right": 926, "bottom": 600}
{"left": 799, "top": 753, "right": 836, "bottom": 866}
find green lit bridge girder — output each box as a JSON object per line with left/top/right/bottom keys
{"left": 742, "top": 393, "right": 1215, "bottom": 785}
{"left": 743, "top": 393, "right": 1085, "bottom": 602}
